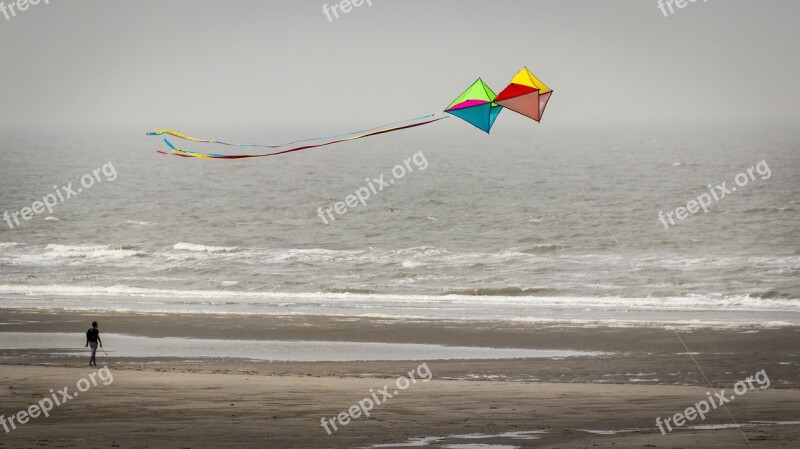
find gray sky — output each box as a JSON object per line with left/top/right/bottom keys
{"left": 0, "top": 0, "right": 798, "bottom": 130}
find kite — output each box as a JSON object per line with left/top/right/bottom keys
{"left": 149, "top": 67, "right": 552, "bottom": 160}
{"left": 443, "top": 78, "right": 503, "bottom": 134}
{"left": 494, "top": 67, "right": 553, "bottom": 122}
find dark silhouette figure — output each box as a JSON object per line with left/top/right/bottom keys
{"left": 85, "top": 321, "right": 102, "bottom": 366}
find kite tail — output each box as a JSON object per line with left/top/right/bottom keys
{"left": 152, "top": 113, "right": 449, "bottom": 160}
{"left": 149, "top": 113, "right": 447, "bottom": 150}
{"left": 148, "top": 129, "right": 278, "bottom": 148}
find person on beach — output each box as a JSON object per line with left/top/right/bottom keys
{"left": 85, "top": 321, "right": 103, "bottom": 366}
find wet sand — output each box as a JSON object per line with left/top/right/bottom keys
{"left": 0, "top": 309, "right": 798, "bottom": 448}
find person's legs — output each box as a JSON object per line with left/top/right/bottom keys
{"left": 89, "top": 342, "right": 98, "bottom": 366}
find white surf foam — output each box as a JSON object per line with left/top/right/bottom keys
{"left": 45, "top": 244, "right": 141, "bottom": 259}
{"left": 0, "top": 284, "right": 798, "bottom": 326}
{"left": 173, "top": 242, "right": 238, "bottom": 253}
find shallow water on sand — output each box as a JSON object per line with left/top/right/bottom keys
{"left": 0, "top": 332, "right": 606, "bottom": 362}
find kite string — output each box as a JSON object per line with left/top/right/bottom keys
{"left": 149, "top": 113, "right": 447, "bottom": 150}
{"left": 540, "top": 126, "right": 754, "bottom": 449}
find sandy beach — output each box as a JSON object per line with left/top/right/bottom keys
{"left": 1, "top": 309, "right": 798, "bottom": 448}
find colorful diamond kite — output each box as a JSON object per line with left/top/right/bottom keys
{"left": 495, "top": 67, "right": 553, "bottom": 122}
{"left": 444, "top": 78, "right": 503, "bottom": 134}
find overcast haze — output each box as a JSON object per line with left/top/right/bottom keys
{"left": 0, "top": 0, "right": 798, "bottom": 131}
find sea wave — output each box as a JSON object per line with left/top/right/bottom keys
{"left": 0, "top": 284, "right": 797, "bottom": 311}
{"left": 445, "top": 287, "right": 561, "bottom": 296}
{"left": 173, "top": 242, "right": 239, "bottom": 253}
{"left": 520, "top": 244, "right": 569, "bottom": 254}
{"left": 743, "top": 206, "right": 795, "bottom": 213}
{"left": 126, "top": 220, "right": 152, "bottom": 226}
{"left": 45, "top": 244, "right": 142, "bottom": 259}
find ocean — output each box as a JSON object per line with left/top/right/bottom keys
{"left": 1, "top": 123, "right": 798, "bottom": 325}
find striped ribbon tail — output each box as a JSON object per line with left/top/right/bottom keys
{"left": 150, "top": 113, "right": 448, "bottom": 159}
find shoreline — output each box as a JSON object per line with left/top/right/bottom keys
{"left": 2, "top": 286, "right": 798, "bottom": 326}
